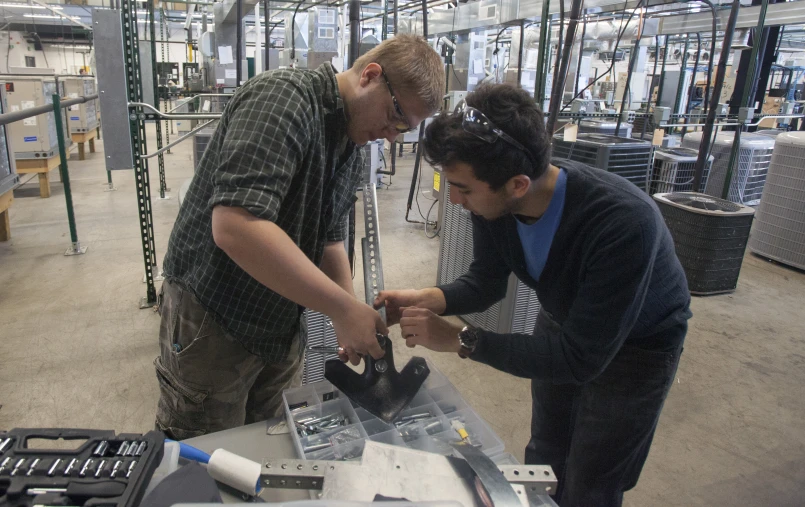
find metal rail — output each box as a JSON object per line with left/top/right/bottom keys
{"left": 141, "top": 120, "right": 217, "bottom": 159}
{"left": 0, "top": 94, "right": 98, "bottom": 126}
{"left": 128, "top": 102, "right": 223, "bottom": 120}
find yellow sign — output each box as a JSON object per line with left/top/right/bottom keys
{"left": 433, "top": 171, "right": 441, "bottom": 192}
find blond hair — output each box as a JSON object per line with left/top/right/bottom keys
{"left": 353, "top": 34, "right": 445, "bottom": 113}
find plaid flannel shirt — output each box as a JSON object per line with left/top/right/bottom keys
{"left": 163, "top": 63, "right": 364, "bottom": 361}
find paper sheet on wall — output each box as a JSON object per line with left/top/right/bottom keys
{"left": 216, "top": 78, "right": 225, "bottom": 85}
{"left": 472, "top": 59, "right": 484, "bottom": 74}
{"left": 225, "top": 69, "right": 237, "bottom": 79}
{"left": 218, "top": 45, "right": 233, "bottom": 64}
{"left": 468, "top": 77, "right": 479, "bottom": 86}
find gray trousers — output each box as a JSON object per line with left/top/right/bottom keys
{"left": 154, "top": 280, "right": 302, "bottom": 440}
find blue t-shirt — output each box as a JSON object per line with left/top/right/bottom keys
{"left": 516, "top": 169, "right": 568, "bottom": 281}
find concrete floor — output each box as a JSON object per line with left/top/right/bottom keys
{"left": 1, "top": 126, "right": 804, "bottom": 506}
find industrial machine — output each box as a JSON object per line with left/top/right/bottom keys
{"left": 436, "top": 180, "right": 541, "bottom": 335}
{"left": 682, "top": 131, "right": 775, "bottom": 206}
{"left": 192, "top": 126, "right": 217, "bottom": 170}
{"left": 552, "top": 133, "right": 654, "bottom": 191}
{"left": 650, "top": 147, "right": 713, "bottom": 194}
{"left": 3, "top": 77, "right": 71, "bottom": 159}
{"left": 60, "top": 77, "right": 98, "bottom": 134}
{"left": 654, "top": 192, "right": 755, "bottom": 295}
{"left": 0, "top": 82, "right": 19, "bottom": 197}
{"left": 749, "top": 131, "right": 805, "bottom": 270}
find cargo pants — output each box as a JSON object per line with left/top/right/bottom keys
{"left": 154, "top": 280, "right": 303, "bottom": 440}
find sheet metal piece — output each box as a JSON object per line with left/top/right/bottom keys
{"left": 450, "top": 441, "right": 523, "bottom": 507}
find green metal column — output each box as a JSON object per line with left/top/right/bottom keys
{"left": 534, "top": 0, "right": 551, "bottom": 106}
{"left": 149, "top": 3, "right": 169, "bottom": 200}
{"left": 123, "top": 0, "right": 159, "bottom": 308}
{"left": 53, "top": 95, "right": 87, "bottom": 257}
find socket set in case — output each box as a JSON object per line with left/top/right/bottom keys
{"left": 282, "top": 360, "right": 506, "bottom": 462}
{"left": 0, "top": 428, "right": 164, "bottom": 507}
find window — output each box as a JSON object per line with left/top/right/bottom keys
{"left": 25, "top": 56, "right": 35, "bottom": 68}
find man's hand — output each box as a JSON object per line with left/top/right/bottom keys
{"left": 399, "top": 307, "right": 463, "bottom": 353}
{"left": 331, "top": 300, "right": 388, "bottom": 365}
{"left": 374, "top": 288, "right": 447, "bottom": 326}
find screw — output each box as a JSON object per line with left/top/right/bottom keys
{"left": 375, "top": 360, "right": 388, "bottom": 373}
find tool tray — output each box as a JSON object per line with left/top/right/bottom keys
{"left": 283, "top": 360, "right": 505, "bottom": 461}
{"left": 0, "top": 428, "right": 164, "bottom": 507}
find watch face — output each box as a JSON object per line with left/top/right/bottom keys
{"left": 460, "top": 327, "right": 478, "bottom": 348}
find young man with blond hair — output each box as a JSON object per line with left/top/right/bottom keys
{"left": 155, "top": 35, "right": 445, "bottom": 439}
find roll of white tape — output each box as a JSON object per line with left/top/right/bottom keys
{"left": 207, "top": 449, "right": 261, "bottom": 496}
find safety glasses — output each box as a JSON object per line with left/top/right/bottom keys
{"left": 380, "top": 68, "right": 415, "bottom": 134}
{"left": 456, "top": 101, "right": 535, "bottom": 164}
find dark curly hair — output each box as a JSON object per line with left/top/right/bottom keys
{"left": 423, "top": 84, "right": 551, "bottom": 190}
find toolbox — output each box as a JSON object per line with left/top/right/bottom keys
{"left": 283, "top": 361, "right": 506, "bottom": 462}
{"left": 0, "top": 428, "right": 164, "bottom": 507}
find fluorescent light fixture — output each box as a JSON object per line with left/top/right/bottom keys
{"left": 24, "top": 13, "right": 79, "bottom": 19}
{"left": 0, "top": 3, "right": 63, "bottom": 9}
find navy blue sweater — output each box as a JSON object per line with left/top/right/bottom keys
{"left": 439, "top": 160, "right": 692, "bottom": 385}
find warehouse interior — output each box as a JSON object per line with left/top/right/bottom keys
{"left": 1, "top": 0, "right": 805, "bottom": 505}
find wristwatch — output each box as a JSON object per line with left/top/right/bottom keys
{"left": 457, "top": 325, "right": 480, "bottom": 359}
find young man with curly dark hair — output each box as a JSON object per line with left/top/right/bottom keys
{"left": 376, "top": 83, "right": 692, "bottom": 506}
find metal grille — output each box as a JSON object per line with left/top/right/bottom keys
{"left": 553, "top": 134, "right": 654, "bottom": 191}
{"left": 193, "top": 127, "right": 216, "bottom": 170}
{"left": 437, "top": 182, "right": 503, "bottom": 329}
{"left": 749, "top": 132, "right": 805, "bottom": 270}
{"left": 510, "top": 279, "right": 541, "bottom": 334}
{"left": 578, "top": 120, "right": 633, "bottom": 138}
{"left": 42, "top": 81, "right": 60, "bottom": 151}
{"left": 682, "top": 132, "right": 775, "bottom": 206}
{"left": 301, "top": 310, "right": 338, "bottom": 384}
{"left": 650, "top": 147, "right": 711, "bottom": 194}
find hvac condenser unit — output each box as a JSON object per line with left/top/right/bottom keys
{"left": 578, "top": 119, "right": 633, "bottom": 138}
{"left": 60, "top": 77, "right": 98, "bottom": 134}
{"left": 650, "top": 147, "right": 712, "bottom": 194}
{"left": 193, "top": 127, "right": 216, "bottom": 170}
{"left": 4, "top": 77, "right": 70, "bottom": 159}
{"left": 436, "top": 181, "right": 541, "bottom": 334}
{"left": 0, "top": 83, "right": 19, "bottom": 196}
{"left": 748, "top": 131, "right": 805, "bottom": 270}
{"left": 681, "top": 131, "right": 774, "bottom": 206}
{"left": 654, "top": 192, "right": 755, "bottom": 295}
{"left": 552, "top": 133, "right": 654, "bottom": 191}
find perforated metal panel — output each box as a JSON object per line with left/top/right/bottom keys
{"left": 553, "top": 134, "right": 654, "bottom": 191}
{"left": 682, "top": 132, "right": 775, "bottom": 206}
{"left": 749, "top": 132, "right": 805, "bottom": 270}
{"left": 436, "top": 182, "right": 540, "bottom": 333}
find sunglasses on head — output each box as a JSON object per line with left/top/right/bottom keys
{"left": 455, "top": 101, "right": 536, "bottom": 165}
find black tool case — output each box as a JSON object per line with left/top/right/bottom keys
{"left": 0, "top": 428, "right": 164, "bottom": 507}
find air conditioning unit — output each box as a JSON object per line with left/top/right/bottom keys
{"left": 437, "top": 181, "right": 541, "bottom": 334}
{"left": 0, "top": 82, "right": 19, "bottom": 196}
{"left": 300, "top": 310, "right": 338, "bottom": 384}
{"left": 650, "top": 147, "right": 713, "bottom": 194}
{"left": 60, "top": 77, "right": 98, "bottom": 134}
{"left": 681, "top": 131, "right": 775, "bottom": 206}
{"left": 552, "top": 133, "right": 654, "bottom": 191}
{"left": 654, "top": 192, "right": 755, "bottom": 295}
{"left": 576, "top": 119, "right": 633, "bottom": 138}
{"left": 4, "top": 77, "right": 71, "bottom": 159}
{"left": 193, "top": 127, "right": 217, "bottom": 170}
{"left": 748, "top": 131, "right": 805, "bottom": 270}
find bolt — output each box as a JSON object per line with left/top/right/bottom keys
{"left": 375, "top": 360, "right": 388, "bottom": 373}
